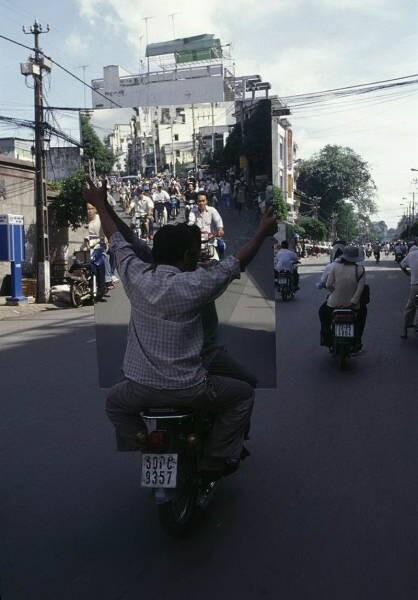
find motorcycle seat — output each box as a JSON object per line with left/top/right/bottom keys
{"left": 141, "top": 407, "right": 195, "bottom": 420}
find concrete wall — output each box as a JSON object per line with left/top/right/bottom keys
{"left": 0, "top": 156, "right": 36, "bottom": 289}
{"left": 46, "top": 147, "right": 82, "bottom": 181}
{"left": 92, "top": 64, "right": 226, "bottom": 108}
{"left": 0, "top": 155, "right": 88, "bottom": 294}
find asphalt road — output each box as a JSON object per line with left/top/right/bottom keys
{"left": 1, "top": 254, "right": 417, "bottom": 599}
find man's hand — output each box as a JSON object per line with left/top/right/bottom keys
{"left": 84, "top": 176, "right": 107, "bottom": 211}
{"left": 218, "top": 227, "right": 225, "bottom": 238}
{"left": 257, "top": 206, "right": 277, "bottom": 238}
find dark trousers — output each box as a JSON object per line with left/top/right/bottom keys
{"left": 106, "top": 375, "right": 254, "bottom": 460}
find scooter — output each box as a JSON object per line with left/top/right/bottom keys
{"left": 275, "top": 270, "right": 297, "bottom": 301}
{"left": 132, "top": 212, "right": 149, "bottom": 239}
{"left": 65, "top": 247, "right": 106, "bottom": 307}
{"left": 170, "top": 195, "right": 179, "bottom": 219}
{"left": 330, "top": 308, "right": 357, "bottom": 369}
{"left": 137, "top": 407, "right": 244, "bottom": 537}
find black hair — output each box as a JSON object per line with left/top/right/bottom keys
{"left": 334, "top": 248, "right": 343, "bottom": 259}
{"left": 152, "top": 223, "right": 201, "bottom": 265}
{"left": 281, "top": 240, "right": 289, "bottom": 249}
{"left": 196, "top": 191, "right": 208, "bottom": 200}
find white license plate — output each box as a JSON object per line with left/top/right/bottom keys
{"left": 278, "top": 278, "right": 288, "bottom": 285}
{"left": 335, "top": 323, "right": 354, "bottom": 337}
{"left": 141, "top": 454, "right": 178, "bottom": 488}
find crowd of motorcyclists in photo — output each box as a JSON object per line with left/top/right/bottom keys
{"left": 69, "top": 171, "right": 266, "bottom": 306}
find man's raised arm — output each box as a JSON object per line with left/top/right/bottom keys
{"left": 235, "top": 207, "right": 277, "bottom": 270}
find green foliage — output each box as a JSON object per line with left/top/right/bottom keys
{"left": 335, "top": 201, "right": 360, "bottom": 241}
{"left": 411, "top": 220, "right": 418, "bottom": 236}
{"left": 297, "top": 216, "right": 327, "bottom": 241}
{"left": 222, "top": 124, "right": 242, "bottom": 169}
{"left": 80, "top": 114, "right": 116, "bottom": 175}
{"left": 242, "top": 100, "right": 272, "bottom": 178}
{"left": 49, "top": 169, "right": 87, "bottom": 231}
{"left": 297, "top": 145, "right": 377, "bottom": 225}
{"left": 272, "top": 186, "right": 288, "bottom": 221}
{"left": 221, "top": 99, "right": 272, "bottom": 179}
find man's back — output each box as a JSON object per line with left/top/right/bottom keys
{"left": 110, "top": 232, "right": 239, "bottom": 389}
{"left": 275, "top": 248, "right": 298, "bottom": 272}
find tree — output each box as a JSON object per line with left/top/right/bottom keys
{"left": 49, "top": 169, "right": 87, "bottom": 230}
{"left": 296, "top": 216, "right": 327, "bottom": 242}
{"left": 272, "top": 186, "right": 288, "bottom": 221}
{"left": 80, "top": 113, "right": 116, "bottom": 175}
{"left": 297, "top": 145, "right": 377, "bottom": 228}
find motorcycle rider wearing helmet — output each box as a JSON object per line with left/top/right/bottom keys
{"left": 319, "top": 245, "right": 367, "bottom": 352}
{"left": 84, "top": 177, "right": 276, "bottom": 478}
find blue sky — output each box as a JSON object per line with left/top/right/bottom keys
{"left": 1, "top": 0, "right": 417, "bottom": 227}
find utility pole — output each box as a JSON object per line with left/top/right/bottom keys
{"left": 191, "top": 103, "right": 198, "bottom": 174}
{"left": 142, "top": 16, "right": 153, "bottom": 81}
{"left": 211, "top": 102, "right": 215, "bottom": 158}
{"left": 77, "top": 65, "right": 89, "bottom": 108}
{"left": 168, "top": 13, "right": 179, "bottom": 38}
{"left": 22, "top": 20, "right": 51, "bottom": 303}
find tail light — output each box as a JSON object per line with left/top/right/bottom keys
{"left": 147, "top": 430, "right": 169, "bottom": 449}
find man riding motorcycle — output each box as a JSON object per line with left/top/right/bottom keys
{"left": 274, "top": 240, "right": 300, "bottom": 291}
{"left": 84, "top": 178, "right": 276, "bottom": 479}
{"left": 319, "top": 245, "right": 367, "bottom": 352}
{"left": 188, "top": 191, "right": 225, "bottom": 259}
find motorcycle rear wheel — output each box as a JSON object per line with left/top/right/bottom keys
{"left": 281, "top": 289, "right": 289, "bottom": 301}
{"left": 70, "top": 282, "right": 85, "bottom": 307}
{"left": 157, "top": 454, "right": 198, "bottom": 538}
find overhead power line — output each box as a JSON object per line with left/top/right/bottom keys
{"left": 0, "top": 32, "right": 123, "bottom": 109}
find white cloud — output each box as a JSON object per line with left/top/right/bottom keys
{"left": 65, "top": 33, "right": 90, "bottom": 54}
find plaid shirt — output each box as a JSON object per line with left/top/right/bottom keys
{"left": 110, "top": 232, "right": 240, "bottom": 389}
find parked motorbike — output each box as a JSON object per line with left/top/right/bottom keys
{"left": 138, "top": 407, "right": 224, "bottom": 537}
{"left": 65, "top": 248, "right": 105, "bottom": 307}
{"left": 330, "top": 308, "right": 357, "bottom": 369}
{"left": 275, "top": 270, "right": 297, "bottom": 301}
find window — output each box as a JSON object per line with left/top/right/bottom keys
{"left": 175, "top": 107, "right": 185, "bottom": 123}
{"left": 176, "top": 150, "right": 180, "bottom": 157}
{"left": 174, "top": 134, "right": 179, "bottom": 141}
{"left": 161, "top": 108, "right": 171, "bottom": 124}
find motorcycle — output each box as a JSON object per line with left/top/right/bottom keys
{"left": 199, "top": 232, "right": 226, "bottom": 262}
{"left": 170, "top": 195, "right": 179, "bottom": 219}
{"left": 275, "top": 270, "right": 297, "bottom": 301}
{"left": 365, "top": 249, "right": 372, "bottom": 258}
{"left": 330, "top": 308, "right": 357, "bottom": 369}
{"left": 138, "top": 407, "right": 226, "bottom": 537}
{"left": 132, "top": 211, "right": 149, "bottom": 239}
{"left": 65, "top": 247, "right": 105, "bottom": 307}
{"left": 155, "top": 203, "right": 167, "bottom": 228}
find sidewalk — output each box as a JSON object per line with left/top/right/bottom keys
{"left": 0, "top": 284, "right": 71, "bottom": 320}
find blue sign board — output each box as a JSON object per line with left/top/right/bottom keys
{"left": 0, "top": 214, "right": 27, "bottom": 302}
